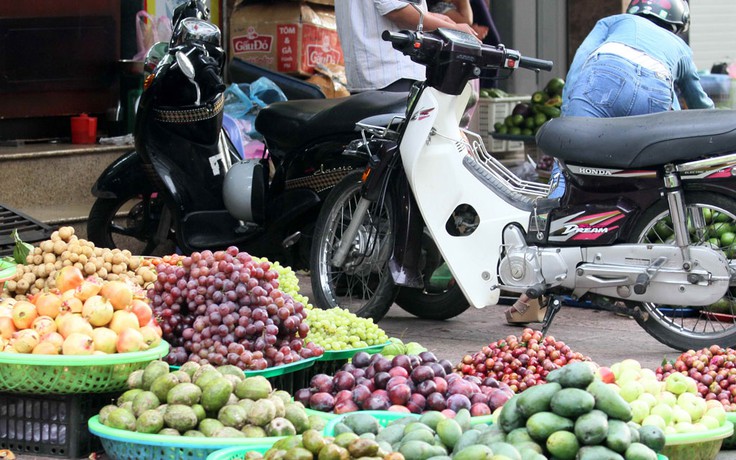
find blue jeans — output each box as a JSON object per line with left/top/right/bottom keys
{"left": 548, "top": 53, "right": 673, "bottom": 198}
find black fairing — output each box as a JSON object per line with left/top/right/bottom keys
{"left": 425, "top": 29, "right": 482, "bottom": 95}
{"left": 136, "top": 52, "right": 231, "bottom": 217}
{"left": 91, "top": 150, "right": 154, "bottom": 199}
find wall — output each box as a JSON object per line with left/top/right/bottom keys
{"left": 689, "top": 0, "right": 736, "bottom": 71}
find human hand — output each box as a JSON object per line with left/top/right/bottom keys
{"left": 472, "top": 24, "right": 489, "bottom": 40}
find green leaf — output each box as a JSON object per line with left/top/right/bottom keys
{"left": 11, "top": 229, "right": 34, "bottom": 265}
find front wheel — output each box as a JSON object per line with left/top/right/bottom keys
{"left": 629, "top": 192, "right": 736, "bottom": 350}
{"left": 87, "top": 193, "right": 175, "bottom": 256}
{"left": 309, "top": 170, "right": 399, "bottom": 321}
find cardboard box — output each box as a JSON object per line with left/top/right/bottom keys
{"left": 229, "top": 1, "right": 343, "bottom": 77}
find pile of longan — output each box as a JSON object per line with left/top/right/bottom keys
{"left": 3, "top": 226, "right": 156, "bottom": 299}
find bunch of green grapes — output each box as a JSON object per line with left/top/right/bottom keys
{"left": 250, "top": 257, "right": 314, "bottom": 309}
{"left": 305, "top": 307, "right": 389, "bottom": 350}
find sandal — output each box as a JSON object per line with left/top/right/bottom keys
{"left": 505, "top": 298, "right": 546, "bottom": 324}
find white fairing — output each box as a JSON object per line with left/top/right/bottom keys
{"left": 400, "top": 87, "right": 530, "bottom": 308}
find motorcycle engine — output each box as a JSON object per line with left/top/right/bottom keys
{"left": 222, "top": 159, "right": 266, "bottom": 223}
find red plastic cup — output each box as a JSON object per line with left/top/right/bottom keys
{"left": 70, "top": 113, "right": 98, "bottom": 144}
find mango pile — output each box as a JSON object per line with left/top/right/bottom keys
{"left": 493, "top": 78, "right": 565, "bottom": 137}
{"left": 98, "top": 360, "right": 325, "bottom": 438}
{"left": 498, "top": 362, "right": 665, "bottom": 460}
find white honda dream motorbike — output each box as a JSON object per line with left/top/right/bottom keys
{"left": 310, "top": 1, "right": 736, "bottom": 351}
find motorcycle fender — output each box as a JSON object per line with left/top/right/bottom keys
{"left": 400, "top": 89, "right": 530, "bottom": 308}
{"left": 91, "top": 150, "right": 155, "bottom": 199}
{"left": 388, "top": 168, "right": 425, "bottom": 288}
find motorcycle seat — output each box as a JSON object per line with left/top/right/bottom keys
{"left": 536, "top": 109, "right": 736, "bottom": 169}
{"left": 255, "top": 91, "right": 408, "bottom": 151}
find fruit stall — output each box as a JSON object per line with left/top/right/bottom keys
{"left": 1, "top": 226, "right": 736, "bottom": 460}
{"left": 486, "top": 77, "right": 566, "bottom": 178}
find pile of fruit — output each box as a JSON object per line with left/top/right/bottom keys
{"left": 253, "top": 258, "right": 390, "bottom": 351}
{"left": 248, "top": 409, "right": 496, "bottom": 460}
{"left": 603, "top": 358, "right": 727, "bottom": 435}
{"left": 150, "top": 248, "right": 324, "bottom": 369}
{"left": 100, "top": 359, "right": 325, "bottom": 437}
{"left": 0, "top": 267, "right": 161, "bottom": 355}
{"left": 381, "top": 337, "right": 428, "bottom": 360}
{"left": 293, "top": 351, "right": 514, "bottom": 416}
{"left": 498, "top": 361, "right": 665, "bottom": 459}
{"left": 2, "top": 226, "right": 155, "bottom": 299}
{"left": 656, "top": 345, "right": 736, "bottom": 411}
{"left": 493, "top": 77, "right": 564, "bottom": 138}
{"left": 455, "top": 329, "right": 590, "bottom": 393}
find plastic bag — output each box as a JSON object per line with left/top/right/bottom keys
{"left": 222, "top": 78, "right": 287, "bottom": 141}
{"left": 132, "top": 11, "right": 172, "bottom": 61}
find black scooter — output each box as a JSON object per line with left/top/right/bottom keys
{"left": 87, "top": 0, "right": 408, "bottom": 269}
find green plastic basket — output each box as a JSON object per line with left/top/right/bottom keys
{"left": 205, "top": 445, "right": 271, "bottom": 460}
{"left": 662, "top": 420, "right": 733, "bottom": 460}
{"left": 88, "top": 415, "right": 279, "bottom": 460}
{"left": 243, "top": 356, "right": 317, "bottom": 379}
{"left": 317, "top": 341, "right": 389, "bottom": 362}
{"left": 723, "top": 411, "right": 736, "bottom": 449}
{"left": 0, "top": 259, "right": 15, "bottom": 288}
{"left": 0, "top": 340, "right": 169, "bottom": 394}
{"left": 323, "top": 410, "right": 495, "bottom": 437}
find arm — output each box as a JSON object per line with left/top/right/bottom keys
{"left": 443, "top": 0, "right": 473, "bottom": 25}
{"left": 677, "top": 55, "right": 715, "bottom": 110}
{"left": 385, "top": 4, "right": 479, "bottom": 37}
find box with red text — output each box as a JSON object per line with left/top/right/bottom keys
{"left": 229, "top": 1, "right": 343, "bottom": 77}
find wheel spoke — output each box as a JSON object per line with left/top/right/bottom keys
{"left": 634, "top": 198, "right": 736, "bottom": 349}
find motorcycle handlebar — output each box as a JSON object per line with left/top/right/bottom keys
{"left": 519, "top": 56, "right": 554, "bottom": 72}
{"left": 381, "top": 29, "right": 553, "bottom": 73}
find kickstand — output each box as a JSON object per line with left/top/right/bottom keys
{"left": 541, "top": 295, "right": 562, "bottom": 335}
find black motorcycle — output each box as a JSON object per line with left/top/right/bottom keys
{"left": 87, "top": 0, "right": 408, "bottom": 269}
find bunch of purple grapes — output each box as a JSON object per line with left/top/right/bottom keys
{"left": 149, "top": 246, "right": 324, "bottom": 369}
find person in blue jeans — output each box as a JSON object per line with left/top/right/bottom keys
{"left": 507, "top": 0, "right": 714, "bottom": 323}
{"left": 545, "top": 0, "right": 713, "bottom": 200}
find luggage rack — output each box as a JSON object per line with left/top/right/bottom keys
{"left": 0, "top": 203, "right": 52, "bottom": 257}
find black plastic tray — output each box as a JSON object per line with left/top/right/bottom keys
{"left": 0, "top": 203, "right": 52, "bottom": 258}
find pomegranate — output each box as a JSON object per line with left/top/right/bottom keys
{"left": 109, "top": 310, "right": 140, "bottom": 334}
{"left": 55, "top": 266, "right": 85, "bottom": 293}
{"left": 130, "top": 299, "right": 153, "bottom": 327}
{"left": 82, "top": 295, "right": 114, "bottom": 327}
{"left": 62, "top": 332, "right": 95, "bottom": 355}
{"left": 139, "top": 325, "right": 162, "bottom": 349}
{"left": 61, "top": 291, "right": 83, "bottom": 314}
{"left": 90, "top": 327, "right": 118, "bottom": 354}
{"left": 12, "top": 329, "right": 40, "bottom": 353}
{"left": 58, "top": 314, "right": 93, "bottom": 339}
{"left": 41, "top": 331, "right": 64, "bottom": 352}
{"left": 116, "top": 328, "right": 145, "bottom": 353}
{"left": 12, "top": 301, "right": 38, "bottom": 329}
{"left": 34, "top": 292, "right": 62, "bottom": 318}
{"left": 31, "top": 315, "right": 57, "bottom": 336}
{"left": 0, "top": 316, "right": 16, "bottom": 339}
{"left": 32, "top": 341, "right": 59, "bottom": 355}
{"left": 100, "top": 280, "right": 134, "bottom": 311}
{"left": 74, "top": 276, "right": 103, "bottom": 301}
